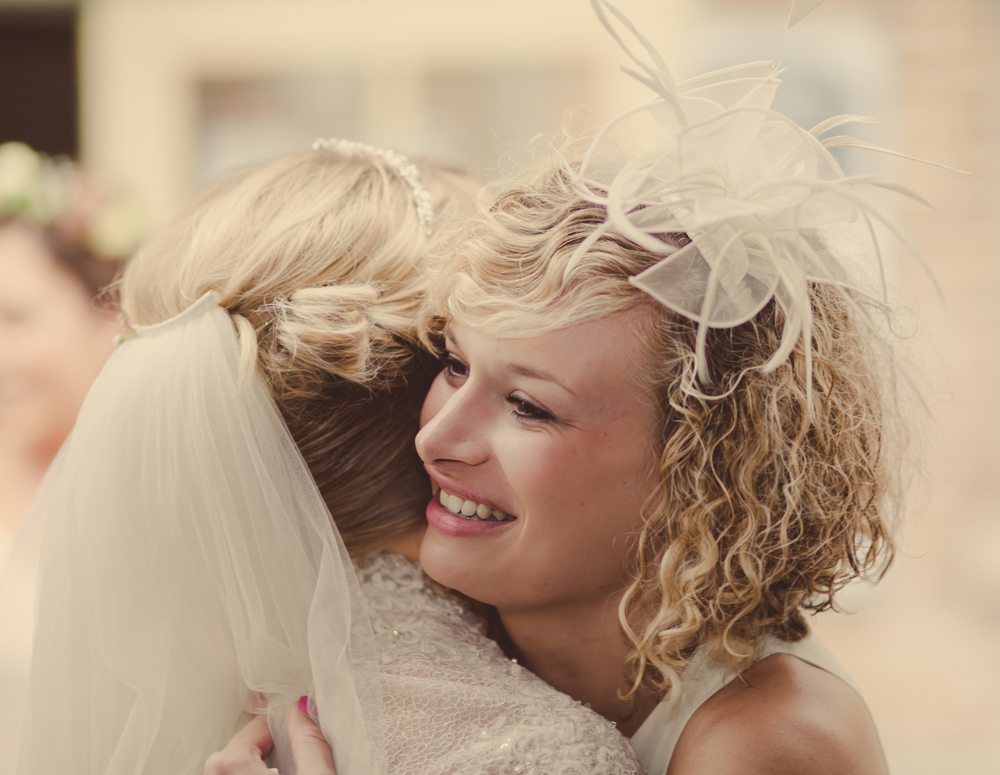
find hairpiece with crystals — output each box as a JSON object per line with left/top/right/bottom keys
{"left": 312, "top": 137, "right": 434, "bottom": 236}
{"left": 574, "top": 0, "right": 959, "bottom": 415}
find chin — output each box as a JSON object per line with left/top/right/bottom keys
{"left": 419, "top": 532, "right": 499, "bottom": 606}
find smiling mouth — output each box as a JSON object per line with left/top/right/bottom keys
{"left": 437, "top": 487, "right": 515, "bottom": 523}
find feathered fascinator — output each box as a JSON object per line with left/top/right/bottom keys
{"left": 573, "top": 0, "right": 956, "bottom": 411}
{"left": 788, "top": 0, "right": 827, "bottom": 27}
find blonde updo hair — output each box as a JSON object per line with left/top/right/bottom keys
{"left": 423, "top": 163, "right": 903, "bottom": 696}
{"left": 120, "top": 147, "right": 477, "bottom": 557}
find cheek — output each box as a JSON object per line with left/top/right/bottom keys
{"left": 419, "top": 372, "right": 450, "bottom": 428}
{"left": 0, "top": 317, "right": 63, "bottom": 378}
{"left": 537, "top": 440, "right": 654, "bottom": 575}
{"left": 522, "top": 432, "right": 647, "bottom": 516}
{"left": 511, "top": 444, "right": 589, "bottom": 516}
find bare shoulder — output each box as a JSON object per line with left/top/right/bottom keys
{"left": 666, "top": 654, "right": 887, "bottom": 775}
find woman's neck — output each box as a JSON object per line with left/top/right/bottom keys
{"left": 385, "top": 526, "right": 425, "bottom": 562}
{"left": 495, "top": 598, "right": 661, "bottom": 738}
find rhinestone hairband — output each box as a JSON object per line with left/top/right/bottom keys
{"left": 312, "top": 138, "right": 434, "bottom": 236}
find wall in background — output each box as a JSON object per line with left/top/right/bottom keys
{"left": 6, "top": 0, "right": 997, "bottom": 771}
{"left": 78, "top": 0, "right": 695, "bottom": 227}
{"left": 0, "top": 3, "right": 77, "bottom": 157}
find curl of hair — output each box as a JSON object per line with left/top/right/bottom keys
{"left": 120, "top": 148, "right": 477, "bottom": 557}
{"left": 424, "top": 163, "right": 904, "bottom": 696}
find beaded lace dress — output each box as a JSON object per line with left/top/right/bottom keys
{"left": 354, "top": 553, "right": 643, "bottom": 775}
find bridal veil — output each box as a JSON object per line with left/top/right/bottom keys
{"left": 0, "top": 292, "right": 387, "bottom": 774}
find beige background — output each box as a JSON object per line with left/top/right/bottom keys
{"left": 3, "top": 0, "right": 999, "bottom": 771}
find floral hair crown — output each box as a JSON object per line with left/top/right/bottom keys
{"left": 312, "top": 137, "right": 434, "bottom": 236}
{"left": 573, "top": 0, "right": 958, "bottom": 414}
{"left": 0, "top": 141, "right": 144, "bottom": 261}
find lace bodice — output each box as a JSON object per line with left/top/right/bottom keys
{"left": 357, "top": 553, "right": 643, "bottom": 775}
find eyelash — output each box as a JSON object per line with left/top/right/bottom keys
{"left": 440, "top": 353, "right": 468, "bottom": 380}
{"left": 440, "top": 352, "right": 555, "bottom": 423}
{"left": 505, "top": 394, "right": 555, "bottom": 423}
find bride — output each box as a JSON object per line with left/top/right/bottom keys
{"left": 0, "top": 142, "right": 641, "bottom": 774}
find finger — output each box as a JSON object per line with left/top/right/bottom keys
{"left": 203, "top": 714, "right": 275, "bottom": 775}
{"left": 288, "top": 698, "right": 336, "bottom": 775}
{"left": 228, "top": 713, "right": 275, "bottom": 758}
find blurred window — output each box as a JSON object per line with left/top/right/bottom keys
{"left": 197, "top": 73, "right": 364, "bottom": 188}
{"left": 195, "top": 66, "right": 590, "bottom": 187}
{"left": 424, "top": 68, "right": 591, "bottom": 181}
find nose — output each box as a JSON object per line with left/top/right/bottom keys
{"left": 415, "top": 376, "right": 490, "bottom": 469}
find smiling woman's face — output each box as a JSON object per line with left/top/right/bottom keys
{"left": 416, "top": 311, "right": 660, "bottom": 615}
{"left": 0, "top": 224, "right": 117, "bottom": 459}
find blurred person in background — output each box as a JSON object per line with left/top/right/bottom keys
{"left": 0, "top": 142, "right": 140, "bottom": 558}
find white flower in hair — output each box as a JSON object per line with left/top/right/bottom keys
{"left": 575, "top": 0, "right": 960, "bottom": 407}
{"left": 0, "top": 141, "right": 144, "bottom": 260}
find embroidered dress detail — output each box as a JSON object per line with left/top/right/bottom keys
{"left": 357, "top": 553, "right": 643, "bottom": 775}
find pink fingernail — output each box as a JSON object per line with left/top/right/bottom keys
{"left": 298, "top": 695, "right": 317, "bottom": 720}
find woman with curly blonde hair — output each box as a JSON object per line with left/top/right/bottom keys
{"left": 417, "top": 167, "right": 895, "bottom": 774}
{"left": 412, "top": 4, "right": 921, "bottom": 773}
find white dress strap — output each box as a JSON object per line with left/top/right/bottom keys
{"left": 629, "top": 633, "right": 862, "bottom": 775}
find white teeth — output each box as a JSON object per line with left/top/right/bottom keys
{"left": 439, "top": 489, "right": 513, "bottom": 523}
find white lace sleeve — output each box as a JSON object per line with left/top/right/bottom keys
{"left": 356, "top": 554, "right": 644, "bottom": 775}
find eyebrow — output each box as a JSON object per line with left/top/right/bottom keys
{"left": 502, "top": 362, "right": 576, "bottom": 396}
{"left": 444, "top": 326, "right": 577, "bottom": 397}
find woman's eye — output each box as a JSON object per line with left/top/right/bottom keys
{"left": 440, "top": 353, "right": 469, "bottom": 381}
{"left": 505, "top": 394, "right": 555, "bottom": 422}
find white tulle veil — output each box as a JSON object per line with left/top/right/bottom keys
{"left": 0, "top": 292, "right": 387, "bottom": 774}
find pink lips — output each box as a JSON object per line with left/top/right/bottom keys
{"left": 425, "top": 490, "right": 516, "bottom": 539}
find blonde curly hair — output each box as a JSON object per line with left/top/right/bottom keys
{"left": 423, "top": 163, "right": 903, "bottom": 696}
{"left": 120, "top": 147, "right": 477, "bottom": 557}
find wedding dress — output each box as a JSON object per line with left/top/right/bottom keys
{"left": 0, "top": 293, "right": 641, "bottom": 775}
{"left": 357, "top": 553, "right": 641, "bottom": 774}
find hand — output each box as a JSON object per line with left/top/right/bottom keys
{"left": 204, "top": 698, "right": 336, "bottom": 775}
{"left": 286, "top": 698, "right": 337, "bottom": 775}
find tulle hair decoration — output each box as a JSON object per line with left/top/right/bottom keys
{"left": 575, "top": 0, "right": 957, "bottom": 406}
